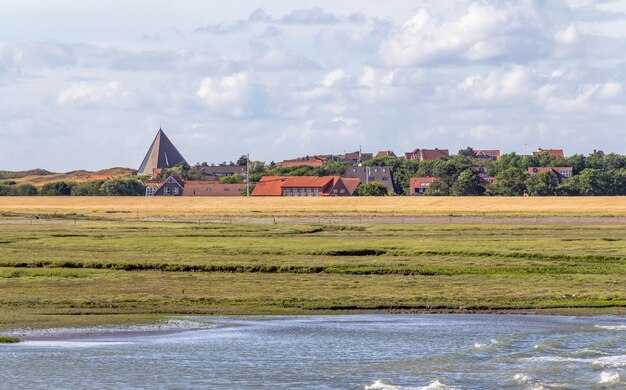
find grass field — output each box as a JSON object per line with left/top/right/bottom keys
{"left": 1, "top": 196, "right": 626, "bottom": 220}
{"left": 0, "top": 198, "right": 625, "bottom": 330}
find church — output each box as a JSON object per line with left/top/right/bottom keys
{"left": 138, "top": 128, "right": 187, "bottom": 179}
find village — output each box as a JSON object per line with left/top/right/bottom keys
{"left": 136, "top": 128, "right": 624, "bottom": 197}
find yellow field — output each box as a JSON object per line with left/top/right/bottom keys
{"left": 10, "top": 167, "right": 135, "bottom": 187}
{"left": 1, "top": 196, "right": 625, "bottom": 218}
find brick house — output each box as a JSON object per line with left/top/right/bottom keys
{"left": 182, "top": 182, "right": 246, "bottom": 196}
{"left": 147, "top": 175, "right": 247, "bottom": 196}
{"left": 153, "top": 176, "right": 185, "bottom": 196}
{"left": 409, "top": 177, "right": 436, "bottom": 196}
{"left": 528, "top": 167, "right": 573, "bottom": 183}
{"left": 278, "top": 156, "right": 327, "bottom": 168}
{"left": 202, "top": 165, "right": 246, "bottom": 180}
{"left": 336, "top": 152, "right": 374, "bottom": 164}
{"left": 404, "top": 148, "right": 449, "bottom": 161}
{"left": 375, "top": 150, "right": 397, "bottom": 159}
{"left": 343, "top": 166, "right": 394, "bottom": 194}
{"left": 251, "top": 176, "right": 360, "bottom": 196}
{"left": 533, "top": 148, "right": 565, "bottom": 158}
{"left": 473, "top": 149, "right": 500, "bottom": 160}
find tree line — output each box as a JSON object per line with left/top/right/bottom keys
{"left": 0, "top": 179, "right": 145, "bottom": 196}
{"left": 4, "top": 149, "right": 625, "bottom": 196}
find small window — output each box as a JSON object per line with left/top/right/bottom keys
{"left": 224, "top": 188, "right": 230, "bottom": 192}
{"left": 172, "top": 187, "right": 179, "bottom": 195}
{"left": 340, "top": 189, "right": 345, "bottom": 194}
{"left": 352, "top": 168, "right": 356, "bottom": 173}
{"left": 374, "top": 168, "right": 378, "bottom": 173}
{"left": 382, "top": 168, "right": 386, "bottom": 173}
{"left": 333, "top": 189, "right": 338, "bottom": 193}
{"left": 164, "top": 187, "right": 171, "bottom": 195}
{"left": 206, "top": 188, "right": 211, "bottom": 192}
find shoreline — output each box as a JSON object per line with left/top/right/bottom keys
{"left": 2, "top": 307, "right": 626, "bottom": 335}
{"left": 3, "top": 312, "right": 626, "bottom": 342}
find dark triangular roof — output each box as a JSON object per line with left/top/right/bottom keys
{"left": 138, "top": 129, "right": 187, "bottom": 175}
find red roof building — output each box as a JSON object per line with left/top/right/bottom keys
{"left": 528, "top": 167, "right": 573, "bottom": 183}
{"left": 409, "top": 177, "right": 436, "bottom": 196}
{"left": 473, "top": 149, "right": 501, "bottom": 160}
{"left": 405, "top": 148, "right": 449, "bottom": 161}
{"left": 182, "top": 182, "right": 246, "bottom": 196}
{"left": 278, "top": 156, "right": 327, "bottom": 168}
{"left": 375, "top": 150, "right": 397, "bottom": 159}
{"left": 533, "top": 148, "right": 565, "bottom": 158}
{"left": 251, "top": 176, "right": 360, "bottom": 196}
{"left": 146, "top": 176, "right": 247, "bottom": 196}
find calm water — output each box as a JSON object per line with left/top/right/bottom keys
{"left": 2, "top": 314, "right": 626, "bottom": 389}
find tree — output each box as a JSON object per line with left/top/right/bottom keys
{"left": 100, "top": 179, "right": 145, "bottom": 196}
{"left": 237, "top": 155, "right": 248, "bottom": 166}
{"left": 572, "top": 169, "right": 611, "bottom": 196}
{"left": 492, "top": 168, "right": 527, "bottom": 196}
{"left": 355, "top": 182, "right": 388, "bottom": 196}
{"left": 220, "top": 174, "right": 245, "bottom": 184}
{"left": 458, "top": 147, "right": 475, "bottom": 157}
{"left": 451, "top": 170, "right": 485, "bottom": 196}
{"left": 525, "top": 172, "right": 558, "bottom": 196}
{"left": 40, "top": 182, "right": 73, "bottom": 196}
{"left": 70, "top": 181, "right": 105, "bottom": 196}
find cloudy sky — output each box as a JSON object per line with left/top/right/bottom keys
{"left": 1, "top": 0, "right": 626, "bottom": 171}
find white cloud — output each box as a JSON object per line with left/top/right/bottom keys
{"left": 56, "top": 81, "right": 134, "bottom": 108}
{"left": 196, "top": 72, "right": 265, "bottom": 118}
{"left": 377, "top": 5, "right": 511, "bottom": 66}
{"left": 458, "top": 67, "right": 535, "bottom": 101}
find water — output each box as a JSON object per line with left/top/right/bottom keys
{"left": 1, "top": 314, "right": 625, "bottom": 389}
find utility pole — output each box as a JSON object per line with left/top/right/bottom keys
{"left": 246, "top": 152, "right": 250, "bottom": 197}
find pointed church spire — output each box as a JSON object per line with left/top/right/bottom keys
{"left": 138, "top": 128, "right": 187, "bottom": 176}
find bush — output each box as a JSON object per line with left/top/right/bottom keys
{"left": 356, "top": 182, "right": 388, "bottom": 196}
{"left": 100, "top": 179, "right": 145, "bottom": 196}
{"left": 40, "top": 182, "right": 73, "bottom": 196}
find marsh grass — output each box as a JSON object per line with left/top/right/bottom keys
{"left": 0, "top": 218, "right": 624, "bottom": 329}
{"left": 0, "top": 336, "right": 20, "bottom": 343}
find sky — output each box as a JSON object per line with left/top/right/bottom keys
{"left": 1, "top": 0, "right": 626, "bottom": 171}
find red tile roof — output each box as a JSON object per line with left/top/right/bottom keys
{"left": 251, "top": 176, "right": 358, "bottom": 196}
{"left": 278, "top": 156, "right": 327, "bottom": 168}
{"left": 405, "top": 148, "right": 449, "bottom": 161}
{"left": 182, "top": 182, "right": 246, "bottom": 196}
{"left": 410, "top": 177, "right": 436, "bottom": 189}
{"left": 340, "top": 178, "right": 362, "bottom": 195}
{"left": 533, "top": 149, "right": 564, "bottom": 158}
{"left": 251, "top": 176, "right": 290, "bottom": 196}
{"left": 473, "top": 149, "right": 501, "bottom": 160}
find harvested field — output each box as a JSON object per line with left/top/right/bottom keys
{"left": 1, "top": 196, "right": 626, "bottom": 220}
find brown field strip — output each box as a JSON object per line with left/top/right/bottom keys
{"left": 1, "top": 196, "right": 626, "bottom": 219}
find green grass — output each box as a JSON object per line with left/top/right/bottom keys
{"left": 0, "top": 336, "right": 21, "bottom": 343}
{"left": 0, "top": 220, "right": 624, "bottom": 329}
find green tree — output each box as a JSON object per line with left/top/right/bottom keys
{"left": 100, "top": 179, "right": 145, "bottom": 196}
{"left": 40, "top": 181, "right": 73, "bottom": 196}
{"left": 572, "top": 169, "right": 611, "bottom": 196}
{"left": 458, "top": 147, "right": 475, "bottom": 157}
{"left": 492, "top": 167, "right": 527, "bottom": 196}
{"left": 451, "top": 170, "right": 485, "bottom": 196}
{"left": 525, "top": 172, "right": 558, "bottom": 196}
{"left": 220, "top": 174, "right": 245, "bottom": 184}
{"left": 70, "top": 181, "right": 105, "bottom": 196}
{"left": 355, "top": 182, "right": 388, "bottom": 196}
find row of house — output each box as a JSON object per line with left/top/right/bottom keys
{"left": 276, "top": 148, "right": 565, "bottom": 167}
{"left": 145, "top": 176, "right": 247, "bottom": 197}
{"left": 136, "top": 129, "right": 576, "bottom": 197}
